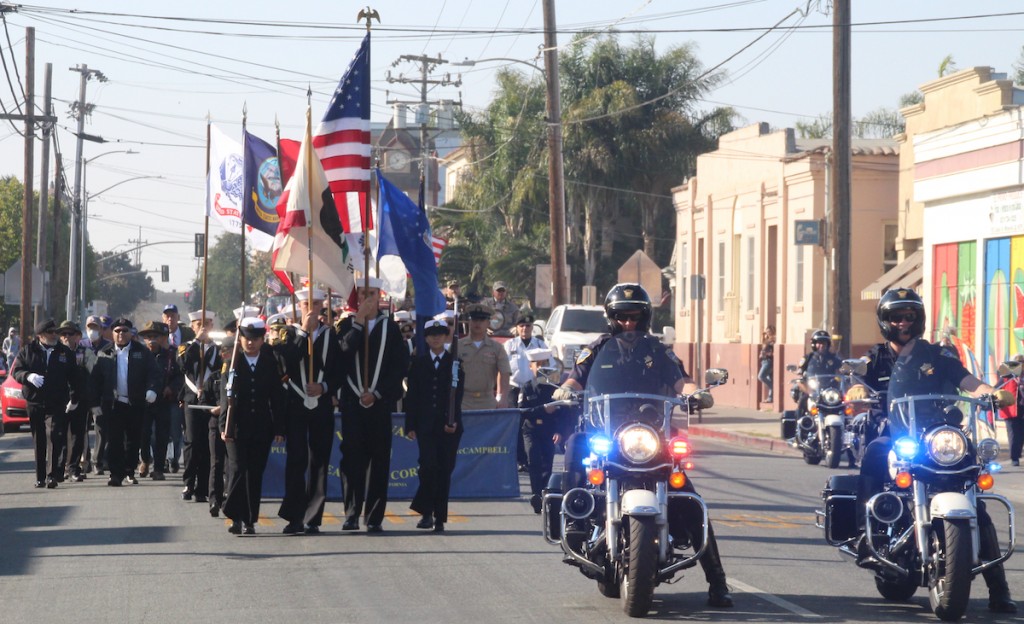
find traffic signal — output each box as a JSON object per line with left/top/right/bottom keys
{"left": 194, "top": 233, "right": 205, "bottom": 258}
{"left": 161, "top": 265, "right": 169, "bottom": 282}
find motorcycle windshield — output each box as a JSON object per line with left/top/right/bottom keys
{"left": 584, "top": 333, "right": 675, "bottom": 432}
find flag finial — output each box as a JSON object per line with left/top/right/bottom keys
{"left": 357, "top": 7, "right": 380, "bottom": 31}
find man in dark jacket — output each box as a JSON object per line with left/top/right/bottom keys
{"left": 337, "top": 278, "right": 408, "bottom": 533}
{"left": 220, "top": 318, "right": 288, "bottom": 535}
{"left": 138, "top": 321, "right": 181, "bottom": 482}
{"left": 278, "top": 288, "right": 344, "bottom": 535}
{"left": 405, "top": 319, "right": 464, "bottom": 532}
{"left": 13, "top": 319, "right": 84, "bottom": 488}
{"left": 58, "top": 321, "right": 91, "bottom": 482}
{"left": 179, "top": 310, "right": 221, "bottom": 502}
{"left": 90, "top": 318, "right": 161, "bottom": 487}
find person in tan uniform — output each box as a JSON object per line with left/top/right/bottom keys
{"left": 458, "top": 304, "right": 511, "bottom": 410}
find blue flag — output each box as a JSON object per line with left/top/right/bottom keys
{"left": 377, "top": 170, "right": 446, "bottom": 319}
{"left": 242, "top": 130, "right": 282, "bottom": 241}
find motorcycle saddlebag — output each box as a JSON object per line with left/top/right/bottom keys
{"left": 780, "top": 410, "right": 797, "bottom": 440}
{"left": 821, "top": 474, "right": 861, "bottom": 543}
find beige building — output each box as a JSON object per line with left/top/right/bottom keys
{"left": 672, "top": 123, "right": 898, "bottom": 409}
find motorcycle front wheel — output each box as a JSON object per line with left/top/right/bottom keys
{"left": 928, "top": 518, "right": 973, "bottom": 621}
{"left": 825, "top": 425, "right": 842, "bottom": 469}
{"left": 621, "top": 516, "right": 658, "bottom": 617}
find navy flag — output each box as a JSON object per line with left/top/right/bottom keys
{"left": 242, "top": 130, "right": 282, "bottom": 246}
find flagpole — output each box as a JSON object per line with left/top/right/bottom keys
{"left": 199, "top": 115, "right": 212, "bottom": 398}
{"left": 304, "top": 96, "right": 315, "bottom": 385}
{"left": 358, "top": 7, "right": 379, "bottom": 391}
{"left": 275, "top": 116, "right": 300, "bottom": 322}
{"left": 240, "top": 103, "right": 248, "bottom": 309}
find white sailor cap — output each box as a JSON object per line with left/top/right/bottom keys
{"left": 238, "top": 317, "right": 267, "bottom": 338}
{"left": 266, "top": 313, "right": 288, "bottom": 327}
{"left": 394, "top": 310, "right": 411, "bottom": 322}
{"left": 295, "top": 288, "right": 326, "bottom": 302}
{"left": 434, "top": 309, "right": 457, "bottom": 324}
{"left": 356, "top": 276, "right": 384, "bottom": 290}
{"left": 187, "top": 310, "right": 216, "bottom": 324}
{"left": 526, "top": 348, "right": 553, "bottom": 362}
{"left": 233, "top": 305, "right": 261, "bottom": 320}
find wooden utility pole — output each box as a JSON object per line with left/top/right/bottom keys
{"left": 543, "top": 0, "right": 567, "bottom": 307}
{"left": 830, "top": 0, "right": 851, "bottom": 356}
{"left": 20, "top": 27, "right": 34, "bottom": 340}
{"left": 34, "top": 61, "right": 52, "bottom": 324}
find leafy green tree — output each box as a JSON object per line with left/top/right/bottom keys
{"left": 189, "top": 233, "right": 275, "bottom": 322}
{"left": 93, "top": 250, "right": 154, "bottom": 318}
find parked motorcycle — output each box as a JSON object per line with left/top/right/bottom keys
{"left": 780, "top": 362, "right": 849, "bottom": 467}
{"left": 815, "top": 358, "right": 1016, "bottom": 621}
{"left": 540, "top": 339, "right": 728, "bottom": 617}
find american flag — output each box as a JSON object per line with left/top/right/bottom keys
{"left": 314, "top": 33, "right": 372, "bottom": 233}
{"left": 431, "top": 235, "right": 447, "bottom": 265}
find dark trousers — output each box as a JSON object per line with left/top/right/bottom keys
{"left": 278, "top": 405, "right": 334, "bottom": 526}
{"left": 223, "top": 435, "right": 273, "bottom": 524}
{"left": 27, "top": 404, "right": 66, "bottom": 482}
{"left": 509, "top": 387, "right": 528, "bottom": 466}
{"left": 341, "top": 403, "right": 393, "bottom": 526}
{"left": 64, "top": 404, "right": 88, "bottom": 475}
{"left": 167, "top": 403, "right": 184, "bottom": 469}
{"left": 208, "top": 415, "right": 227, "bottom": 507}
{"left": 106, "top": 401, "right": 144, "bottom": 482}
{"left": 140, "top": 402, "right": 170, "bottom": 472}
{"left": 1006, "top": 416, "right": 1024, "bottom": 461}
{"left": 182, "top": 405, "right": 211, "bottom": 495}
{"left": 523, "top": 420, "right": 555, "bottom": 497}
{"left": 410, "top": 426, "right": 462, "bottom": 523}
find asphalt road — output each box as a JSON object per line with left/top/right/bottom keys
{"left": 0, "top": 429, "right": 1020, "bottom": 623}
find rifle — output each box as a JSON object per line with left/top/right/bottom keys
{"left": 222, "top": 329, "right": 242, "bottom": 440}
{"left": 446, "top": 296, "right": 460, "bottom": 429}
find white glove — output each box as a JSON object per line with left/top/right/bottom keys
{"left": 90, "top": 406, "right": 103, "bottom": 417}
{"left": 65, "top": 401, "right": 77, "bottom": 413}
{"left": 552, "top": 385, "right": 574, "bottom": 401}
{"left": 145, "top": 390, "right": 157, "bottom": 404}
{"left": 26, "top": 373, "right": 44, "bottom": 388}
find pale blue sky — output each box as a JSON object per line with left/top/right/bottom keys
{"left": 1, "top": 0, "right": 1022, "bottom": 292}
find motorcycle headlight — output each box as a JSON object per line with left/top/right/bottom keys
{"left": 893, "top": 436, "right": 919, "bottom": 460}
{"left": 808, "top": 378, "right": 820, "bottom": 391}
{"left": 925, "top": 426, "right": 968, "bottom": 466}
{"left": 976, "top": 438, "right": 1000, "bottom": 464}
{"left": 618, "top": 424, "right": 660, "bottom": 464}
{"left": 820, "top": 388, "right": 842, "bottom": 406}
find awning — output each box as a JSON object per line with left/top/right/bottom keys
{"left": 861, "top": 249, "right": 923, "bottom": 300}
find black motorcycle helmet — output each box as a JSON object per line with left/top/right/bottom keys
{"left": 877, "top": 287, "right": 925, "bottom": 345}
{"left": 605, "top": 283, "right": 652, "bottom": 333}
{"left": 810, "top": 330, "right": 831, "bottom": 350}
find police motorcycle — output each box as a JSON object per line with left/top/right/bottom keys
{"left": 781, "top": 361, "right": 849, "bottom": 467}
{"left": 816, "top": 359, "right": 1016, "bottom": 621}
{"left": 540, "top": 342, "right": 728, "bottom": 617}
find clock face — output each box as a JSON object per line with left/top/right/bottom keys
{"left": 389, "top": 150, "right": 409, "bottom": 170}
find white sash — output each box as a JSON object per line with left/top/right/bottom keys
{"left": 289, "top": 328, "right": 329, "bottom": 410}
{"left": 346, "top": 318, "right": 389, "bottom": 409}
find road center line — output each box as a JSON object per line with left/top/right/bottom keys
{"left": 728, "top": 578, "right": 822, "bottom": 618}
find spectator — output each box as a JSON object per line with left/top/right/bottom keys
{"left": 757, "top": 325, "right": 775, "bottom": 403}
{"left": 483, "top": 281, "right": 519, "bottom": 336}
{"left": 3, "top": 327, "right": 19, "bottom": 369}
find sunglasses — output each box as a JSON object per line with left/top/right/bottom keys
{"left": 890, "top": 313, "right": 917, "bottom": 323}
{"left": 614, "top": 312, "right": 642, "bottom": 322}
{"left": 113, "top": 328, "right": 131, "bottom": 334}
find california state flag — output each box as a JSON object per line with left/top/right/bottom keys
{"left": 271, "top": 107, "right": 354, "bottom": 298}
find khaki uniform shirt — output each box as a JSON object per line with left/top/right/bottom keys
{"left": 458, "top": 336, "right": 511, "bottom": 410}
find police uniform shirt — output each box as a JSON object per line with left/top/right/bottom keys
{"left": 887, "top": 339, "right": 971, "bottom": 408}
{"left": 504, "top": 335, "right": 553, "bottom": 387}
{"left": 458, "top": 336, "right": 511, "bottom": 409}
{"left": 569, "top": 333, "right": 684, "bottom": 393}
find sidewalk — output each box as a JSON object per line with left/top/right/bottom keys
{"left": 686, "top": 404, "right": 1012, "bottom": 456}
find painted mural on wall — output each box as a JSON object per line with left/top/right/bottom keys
{"left": 933, "top": 241, "right": 983, "bottom": 379}
{"left": 933, "top": 237, "right": 1024, "bottom": 383}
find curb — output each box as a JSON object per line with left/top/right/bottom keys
{"left": 689, "top": 426, "right": 803, "bottom": 457}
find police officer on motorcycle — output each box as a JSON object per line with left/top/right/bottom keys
{"left": 795, "top": 330, "right": 841, "bottom": 415}
{"left": 847, "top": 287, "right": 1016, "bottom": 614}
{"left": 552, "top": 283, "right": 734, "bottom": 609}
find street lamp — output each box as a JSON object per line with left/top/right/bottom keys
{"left": 451, "top": 50, "right": 567, "bottom": 307}
{"left": 79, "top": 170, "right": 163, "bottom": 326}
{"left": 66, "top": 149, "right": 137, "bottom": 320}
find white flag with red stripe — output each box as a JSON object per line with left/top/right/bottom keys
{"left": 271, "top": 107, "right": 354, "bottom": 298}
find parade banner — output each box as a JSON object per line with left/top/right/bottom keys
{"left": 262, "top": 409, "right": 521, "bottom": 500}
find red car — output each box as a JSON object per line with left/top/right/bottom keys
{"left": 1, "top": 373, "right": 27, "bottom": 433}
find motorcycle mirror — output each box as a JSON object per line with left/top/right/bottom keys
{"left": 997, "top": 360, "right": 1022, "bottom": 378}
{"left": 704, "top": 368, "right": 728, "bottom": 386}
{"left": 839, "top": 357, "right": 868, "bottom": 376}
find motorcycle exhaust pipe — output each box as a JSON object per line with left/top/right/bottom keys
{"left": 797, "top": 415, "right": 816, "bottom": 431}
{"left": 869, "top": 492, "right": 904, "bottom": 524}
{"left": 562, "top": 488, "right": 596, "bottom": 521}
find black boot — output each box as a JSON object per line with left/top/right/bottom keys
{"left": 979, "top": 523, "right": 1017, "bottom": 613}
{"left": 699, "top": 524, "right": 733, "bottom": 608}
